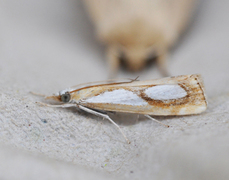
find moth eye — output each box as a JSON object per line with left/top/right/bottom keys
{"left": 60, "top": 92, "right": 71, "bottom": 102}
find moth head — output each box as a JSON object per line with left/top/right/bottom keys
{"left": 44, "top": 90, "right": 71, "bottom": 103}
{"left": 60, "top": 92, "right": 71, "bottom": 103}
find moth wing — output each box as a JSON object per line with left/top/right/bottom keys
{"left": 78, "top": 74, "right": 207, "bottom": 116}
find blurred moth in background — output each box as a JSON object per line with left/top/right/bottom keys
{"left": 82, "top": 0, "right": 198, "bottom": 77}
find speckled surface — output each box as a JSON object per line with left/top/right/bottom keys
{"left": 1, "top": 0, "right": 229, "bottom": 179}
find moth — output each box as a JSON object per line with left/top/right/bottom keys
{"left": 36, "top": 74, "right": 207, "bottom": 143}
{"left": 82, "top": 0, "right": 198, "bottom": 77}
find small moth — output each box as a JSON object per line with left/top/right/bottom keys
{"left": 82, "top": 0, "right": 198, "bottom": 77}
{"left": 37, "top": 74, "right": 207, "bottom": 143}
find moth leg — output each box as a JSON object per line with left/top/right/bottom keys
{"left": 156, "top": 53, "right": 170, "bottom": 77}
{"left": 36, "top": 102, "right": 77, "bottom": 108}
{"left": 107, "top": 46, "right": 120, "bottom": 79}
{"left": 145, "top": 115, "right": 169, "bottom": 128}
{"left": 78, "top": 105, "right": 130, "bottom": 144}
{"left": 136, "top": 114, "right": 140, "bottom": 124}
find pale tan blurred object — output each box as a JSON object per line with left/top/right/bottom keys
{"left": 83, "top": 0, "right": 197, "bottom": 77}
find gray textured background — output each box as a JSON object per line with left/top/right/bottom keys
{"left": 1, "top": 0, "right": 229, "bottom": 179}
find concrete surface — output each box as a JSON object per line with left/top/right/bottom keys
{"left": 1, "top": 0, "right": 229, "bottom": 179}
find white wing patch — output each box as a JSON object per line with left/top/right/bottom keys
{"left": 84, "top": 89, "right": 148, "bottom": 106}
{"left": 144, "top": 85, "right": 187, "bottom": 100}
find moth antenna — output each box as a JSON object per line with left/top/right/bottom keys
{"left": 128, "top": 76, "right": 140, "bottom": 82}
{"left": 30, "top": 91, "right": 46, "bottom": 97}
{"left": 135, "top": 76, "right": 140, "bottom": 81}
